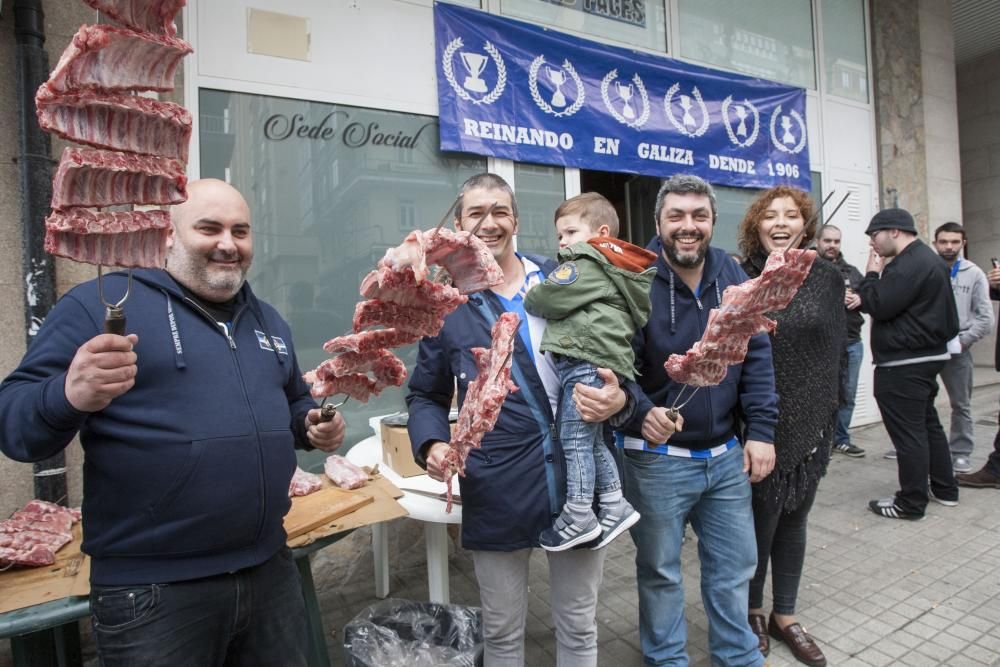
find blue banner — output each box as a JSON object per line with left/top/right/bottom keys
{"left": 434, "top": 2, "right": 811, "bottom": 191}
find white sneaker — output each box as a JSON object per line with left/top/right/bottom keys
{"left": 952, "top": 456, "right": 972, "bottom": 474}
{"left": 928, "top": 490, "right": 958, "bottom": 507}
{"left": 883, "top": 450, "right": 897, "bottom": 460}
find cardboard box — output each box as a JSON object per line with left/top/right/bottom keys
{"left": 380, "top": 423, "right": 427, "bottom": 478}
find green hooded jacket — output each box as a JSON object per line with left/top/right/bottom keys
{"left": 524, "top": 238, "right": 656, "bottom": 379}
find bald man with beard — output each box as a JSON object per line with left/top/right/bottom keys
{"left": 0, "top": 180, "right": 344, "bottom": 666}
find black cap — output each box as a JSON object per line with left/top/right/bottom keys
{"left": 865, "top": 208, "right": 917, "bottom": 235}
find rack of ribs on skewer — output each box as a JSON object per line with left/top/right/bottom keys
{"left": 34, "top": 1, "right": 192, "bottom": 333}
{"left": 664, "top": 248, "right": 816, "bottom": 389}
{"left": 304, "top": 225, "right": 503, "bottom": 405}
{"left": 81, "top": 0, "right": 187, "bottom": 37}
{"left": 442, "top": 312, "right": 520, "bottom": 512}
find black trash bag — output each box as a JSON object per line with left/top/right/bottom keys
{"left": 343, "top": 598, "right": 483, "bottom": 667}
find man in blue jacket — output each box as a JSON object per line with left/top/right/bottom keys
{"left": 407, "top": 173, "right": 631, "bottom": 666}
{"left": 615, "top": 174, "right": 777, "bottom": 667}
{"left": 0, "top": 179, "right": 345, "bottom": 665}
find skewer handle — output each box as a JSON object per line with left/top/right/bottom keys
{"left": 319, "top": 402, "right": 338, "bottom": 422}
{"left": 104, "top": 306, "right": 126, "bottom": 335}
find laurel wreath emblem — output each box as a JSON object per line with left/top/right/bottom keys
{"left": 528, "top": 56, "right": 585, "bottom": 118}
{"left": 720, "top": 96, "right": 760, "bottom": 148}
{"left": 663, "top": 83, "right": 710, "bottom": 138}
{"left": 441, "top": 37, "right": 508, "bottom": 106}
{"left": 600, "top": 69, "right": 650, "bottom": 129}
{"left": 769, "top": 105, "right": 807, "bottom": 154}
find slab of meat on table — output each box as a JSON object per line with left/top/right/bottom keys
{"left": 289, "top": 466, "right": 323, "bottom": 497}
{"left": 45, "top": 208, "right": 171, "bottom": 268}
{"left": 443, "top": 312, "right": 520, "bottom": 512}
{"left": 82, "top": 0, "right": 186, "bottom": 36}
{"left": 0, "top": 500, "right": 81, "bottom": 568}
{"left": 665, "top": 248, "right": 815, "bottom": 388}
{"left": 324, "top": 455, "right": 368, "bottom": 490}
{"left": 51, "top": 147, "right": 187, "bottom": 210}
{"left": 40, "top": 24, "right": 192, "bottom": 95}
{"left": 36, "top": 90, "right": 192, "bottom": 162}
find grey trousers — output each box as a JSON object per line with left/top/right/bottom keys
{"left": 940, "top": 349, "right": 975, "bottom": 457}
{"left": 471, "top": 547, "right": 606, "bottom": 667}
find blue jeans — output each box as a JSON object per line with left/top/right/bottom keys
{"left": 90, "top": 548, "right": 308, "bottom": 666}
{"left": 835, "top": 340, "right": 864, "bottom": 444}
{"left": 623, "top": 445, "right": 763, "bottom": 667}
{"left": 555, "top": 355, "right": 620, "bottom": 504}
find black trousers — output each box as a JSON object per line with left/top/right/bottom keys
{"left": 874, "top": 361, "right": 958, "bottom": 514}
{"left": 749, "top": 482, "right": 819, "bottom": 615}
{"left": 989, "top": 395, "right": 1000, "bottom": 477}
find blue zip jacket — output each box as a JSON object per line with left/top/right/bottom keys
{"left": 619, "top": 241, "right": 778, "bottom": 448}
{"left": 406, "top": 255, "right": 568, "bottom": 550}
{"left": 0, "top": 269, "right": 315, "bottom": 585}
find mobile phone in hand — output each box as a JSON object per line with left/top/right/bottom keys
{"left": 992, "top": 257, "right": 1000, "bottom": 269}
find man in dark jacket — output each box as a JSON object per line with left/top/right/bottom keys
{"left": 0, "top": 179, "right": 345, "bottom": 665}
{"left": 857, "top": 208, "right": 960, "bottom": 520}
{"left": 817, "top": 224, "right": 867, "bottom": 457}
{"left": 614, "top": 174, "right": 777, "bottom": 667}
{"left": 406, "top": 173, "right": 628, "bottom": 666}
{"left": 955, "top": 262, "right": 1000, "bottom": 488}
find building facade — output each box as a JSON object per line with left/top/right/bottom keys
{"left": 0, "top": 0, "right": 992, "bottom": 516}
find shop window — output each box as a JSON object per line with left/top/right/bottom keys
{"left": 199, "top": 89, "right": 485, "bottom": 455}
{"left": 400, "top": 200, "right": 418, "bottom": 230}
{"left": 821, "top": 0, "right": 868, "bottom": 103}
{"left": 677, "top": 0, "right": 816, "bottom": 90}
{"left": 513, "top": 162, "right": 565, "bottom": 260}
{"left": 501, "top": 0, "right": 668, "bottom": 53}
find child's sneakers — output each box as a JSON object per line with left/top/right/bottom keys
{"left": 539, "top": 510, "right": 601, "bottom": 551}
{"left": 591, "top": 500, "right": 640, "bottom": 550}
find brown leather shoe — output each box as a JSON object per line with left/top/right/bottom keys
{"left": 768, "top": 614, "right": 826, "bottom": 667}
{"left": 748, "top": 613, "right": 769, "bottom": 656}
{"left": 955, "top": 466, "right": 1000, "bottom": 488}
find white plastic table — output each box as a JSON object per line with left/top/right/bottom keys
{"left": 345, "top": 416, "right": 461, "bottom": 604}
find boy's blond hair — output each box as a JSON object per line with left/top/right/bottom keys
{"left": 554, "top": 192, "right": 619, "bottom": 238}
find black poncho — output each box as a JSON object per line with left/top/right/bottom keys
{"left": 742, "top": 252, "right": 846, "bottom": 513}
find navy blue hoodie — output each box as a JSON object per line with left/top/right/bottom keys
{"left": 0, "top": 269, "right": 315, "bottom": 585}
{"left": 619, "top": 241, "right": 778, "bottom": 448}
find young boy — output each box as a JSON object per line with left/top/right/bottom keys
{"left": 525, "top": 192, "right": 657, "bottom": 550}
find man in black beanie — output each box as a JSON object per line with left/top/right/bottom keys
{"left": 856, "top": 208, "right": 960, "bottom": 520}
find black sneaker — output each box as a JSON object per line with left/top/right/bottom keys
{"left": 868, "top": 498, "right": 923, "bottom": 521}
{"left": 539, "top": 511, "right": 601, "bottom": 552}
{"left": 833, "top": 442, "right": 866, "bottom": 458}
{"left": 590, "top": 501, "right": 641, "bottom": 550}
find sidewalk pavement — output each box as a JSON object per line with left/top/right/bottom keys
{"left": 312, "top": 380, "right": 1000, "bottom": 667}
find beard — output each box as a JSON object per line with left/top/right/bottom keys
{"left": 938, "top": 250, "right": 959, "bottom": 262}
{"left": 166, "top": 246, "right": 249, "bottom": 301}
{"left": 819, "top": 247, "right": 839, "bottom": 260}
{"left": 662, "top": 231, "right": 709, "bottom": 268}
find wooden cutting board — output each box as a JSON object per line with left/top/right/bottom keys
{"left": 283, "top": 486, "right": 373, "bottom": 540}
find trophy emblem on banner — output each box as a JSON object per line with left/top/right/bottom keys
{"left": 721, "top": 95, "right": 760, "bottom": 147}
{"left": 528, "top": 55, "right": 586, "bottom": 117}
{"left": 442, "top": 36, "right": 508, "bottom": 106}
{"left": 769, "top": 104, "right": 807, "bottom": 154}
{"left": 664, "top": 83, "right": 710, "bottom": 138}
{"left": 601, "top": 69, "right": 650, "bottom": 128}
{"left": 617, "top": 81, "right": 636, "bottom": 120}
{"left": 548, "top": 67, "right": 567, "bottom": 107}
{"left": 460, "top": 51, "right": 488, "bottom": 93}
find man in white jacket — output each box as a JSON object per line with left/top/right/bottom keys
{"left": 934, "top": 222, "right": 994, "bottom": 473}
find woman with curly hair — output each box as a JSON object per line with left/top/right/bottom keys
{"left": 739, "top": 185, "right": 845, "bottom": 667}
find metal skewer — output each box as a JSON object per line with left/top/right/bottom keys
{"left": 319, "top": 394, "right": 350, "bottom": 422}
{"left": 98, "top": 265, "right": 132, "bottom": 335}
